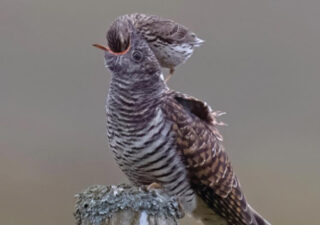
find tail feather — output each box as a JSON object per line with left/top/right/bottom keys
{"left": 192, "top": 196, "right": 228, "bottom": 225}
{"left": 192, "top": 181, "right": 271, "bottom": 225}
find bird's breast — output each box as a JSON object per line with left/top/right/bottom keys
{"left": 106, "top": 99, "right": 196, "bottom": 212}
{"left": 150, "top": 42, "right": 194, "bottom": 68}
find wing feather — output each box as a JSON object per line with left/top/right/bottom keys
{"left": 162, "top": 91, "right": 234, "bottom": 197}
{"left": 161, "top": 91, "right": 270, "bottom": 225}
{"left": 130, "top": 13, "right": 198, "bottom": 45}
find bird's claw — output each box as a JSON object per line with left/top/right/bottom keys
{"left": 146, "top": 182, "right": 163, "bottom": 190}
{"left": 165, "top": 68, "right": 175, "bottom": 82}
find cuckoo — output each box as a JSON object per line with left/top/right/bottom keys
{"left": 93, "top": 23, "right": 270, "bottom": 225}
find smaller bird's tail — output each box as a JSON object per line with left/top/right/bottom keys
{"left": 193, "top": 37, "right": 205, "bottom": 47}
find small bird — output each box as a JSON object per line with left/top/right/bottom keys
{"left": 105, "top": 13, "right": 204, "bottom": 81}
{"left": 93, "top": 25, "right": 270, "bottom": 225}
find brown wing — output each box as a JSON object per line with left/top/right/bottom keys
{"left": 162, "top": 90, "right": 234, "bottom": 197}
{"left": 131, "top": 13, "right": 197, "bottom": 45}
{"left": 161, "top": 91, "right": 267, "bottom": 225}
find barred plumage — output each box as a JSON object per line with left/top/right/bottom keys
{"left": 95, "top": 20, "right": 270, "bottom": 225}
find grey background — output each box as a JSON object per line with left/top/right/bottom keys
{"left": 1, "top": 0, "right": 319, "bottom": 224}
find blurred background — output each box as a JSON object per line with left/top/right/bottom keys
{"left": 1, "top": 0, "right": 319, "bottom": 224}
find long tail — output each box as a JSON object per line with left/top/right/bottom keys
{"left": 192, "top": 181, "right": 271, "bottom": 225}
{"left": 192, "top": 196, "right": 228, "bottom": 225}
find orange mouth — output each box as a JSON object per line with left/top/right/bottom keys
{"left": 92, "top": 44, "right": 130, "bottom": 55}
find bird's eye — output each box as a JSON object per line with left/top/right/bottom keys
{"left": 131, "top": 50, "right": 143, "bottom": 62}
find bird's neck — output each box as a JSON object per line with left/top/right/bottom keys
{"left": 107, "top": 72, "right": 167, "bottom": 110}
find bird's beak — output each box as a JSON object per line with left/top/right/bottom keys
{"left": 92, "top": 44, "right": 110, "bottom": 52}
{"left": 92, "top": 43, "right": 130, "bottom": 55}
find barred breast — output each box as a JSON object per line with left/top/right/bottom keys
{"left": 106, "top": 80, "right": 196, "bottom": 212}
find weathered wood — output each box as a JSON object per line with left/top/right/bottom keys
{"left": 74, "top": 184, "right": 184, "bottom": 225}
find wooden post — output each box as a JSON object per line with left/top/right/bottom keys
{"left": 74, "top": 184, "right": 185, "bottom": 225}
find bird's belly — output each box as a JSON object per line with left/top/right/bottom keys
{"left": 150, "top": 43, "right": 194, "bottom": 68}
{"left": 109, "top": 135, "right": 197, "bottom": 213}
{"left": 107, "top": 109, "right": 197, "bottom": 212}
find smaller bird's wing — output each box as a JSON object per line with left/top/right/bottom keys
{"left": 133, "top": 14, "right": 200, "bottom": 45}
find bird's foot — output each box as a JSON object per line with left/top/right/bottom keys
{"left": 146, "top": 182, "right": 163, "bottom": 190}
{"left": 176, "top": 199, "right": 186, "bottom": 218}
{"left": 165, "top": 68, "right": 175, "bottom": 82}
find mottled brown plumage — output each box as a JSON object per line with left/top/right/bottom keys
{"left": 162, "top": 91, "right": 233, "bottom": 198}
{"left": 106, "top": 13, "right": 204, "bottom": 81}
{"left": 162, "top": 91, "right": 268, "bottom": 224}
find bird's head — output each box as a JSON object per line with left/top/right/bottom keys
{"left": 93, "top": 22, "right": 162, "bottom": 81}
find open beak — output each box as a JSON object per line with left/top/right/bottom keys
{"left": 92, "top": 43, "right": 130, "bottom": 55}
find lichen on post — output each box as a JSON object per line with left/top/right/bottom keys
{"left": 74, "top": 184, "right": 185, "bottom": 225}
